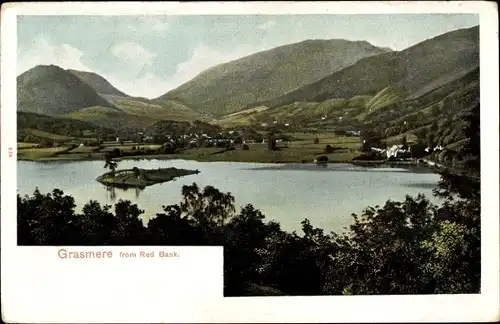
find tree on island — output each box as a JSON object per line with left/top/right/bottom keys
{"left": 104, "top": 154, "right": 118, "bottom": 177}
{"left": 132, "top": 167, "right": 141, "bottom": 180}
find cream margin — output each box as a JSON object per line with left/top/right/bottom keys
{"left": 1, "top": 1, "right": 498, "bottom": 323}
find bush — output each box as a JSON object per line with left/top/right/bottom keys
{"left": 324, "top": 145, "right": 334, "bottom": 154}
{"left": 112, "top": 148, "right": 122, "bottom": 157}
{"left": 242, "top": 144, "right": 250, "bottom": 150}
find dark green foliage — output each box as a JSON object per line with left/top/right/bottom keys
{"left": 17, "top": 112, "right": 114, "bottom": 142}
{"left": 316, "top": 155, "right": 328, "bottom": 163}
{"left": 104, "top": 154, "right": 118, "bottom": 176}
{"left": 401, "top": 135, "right": 408, "bottom": 150}
{"left": 360, "top": 130, "right": 383, "bottom": 153}
{"left": 267, "top": 133, "right": 277, "bottom": 151}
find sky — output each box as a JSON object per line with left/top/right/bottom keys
{"left": 17, "top": 14, "right": 479, "bottom": 99}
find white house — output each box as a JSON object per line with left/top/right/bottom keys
{"left": 385, "top": 145, "right": 408, "bottom": 158}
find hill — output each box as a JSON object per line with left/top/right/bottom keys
{"left": 112, "top": 97, "right": 201, "bottom": 121}
{"left": 157, "top": 39, "right": 391, "bottom": 116}
{"left": 17, "top": 111, "right": 114, "bottom": 142}
{"left": 254, "top": 26, "right": 479, "bottom": 109}
{"left": 68, "top": 69, "right": 130, "bottom": 99}
{"left": 17, "top": 65, "right": 116, "bottom": 116}
{"left": 215, "top": 26, "right": 479, "bottom": 154}
{"left": 67, "top": 69, "right": 202, "bottom": 121}
{"left": 61, "top": 106, "right": 158, "bottom": 131}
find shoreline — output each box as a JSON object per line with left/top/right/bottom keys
{"left": 17, "top": 154, "right": 440, "bottom": 170}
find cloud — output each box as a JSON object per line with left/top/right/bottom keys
{"left": 18, "top": 36, "right": 92, "bottom": 74}
{"left": 111, "top": 42, "right": 156, "bottom": 67}
{"left": 17, "top": 36, "right": 264, "bottom": 99}
{"left": 107, "top": 43, "right": 263, "bottom": 98}
{"left": 257, "top": 20, "right": 276, "bottom": 30}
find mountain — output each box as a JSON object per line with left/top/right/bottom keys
{"left": 254, "top": 26, "right": 479, "bottom": 109}
{"left": 156, "top": 39, "right": 392, "bottom": 116}
{"left": 17, "top": 65, "right": 117, "bottom": 116}
{"left": 215, "top": 26, "right": 479, "bottom": 152}
{"left": 68, "top": 69, "right": 130, "bottom": 100}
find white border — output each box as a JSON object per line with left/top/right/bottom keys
{"left": 1, "top": 2, "right": 499, "bottom": 323}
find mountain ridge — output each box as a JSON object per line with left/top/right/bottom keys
{"left": 250, "top": 25, "right": 479, "bottom": 109}
{"left": 156, "top": 38, "right": 393, "bottom": 116}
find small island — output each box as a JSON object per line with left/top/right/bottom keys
{"left": 96, "top": 166, "right": 200, "bottom": 188}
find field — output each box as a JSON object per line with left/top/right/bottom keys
{"left": 17, "top": 147, "right": 71, "bottom": 160}
{"left": 18, "top": 142, "right": 40, "bottom": 149}
{"left": 17, "top": 133, "right": 361, "bottom": 163}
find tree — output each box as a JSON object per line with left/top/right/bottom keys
{"left": 104, "top": 154, "right": 118, "bottom": 177}
{"left": 132, "top": 167, "right": 140, "bottom": 180}
{"left": 360, "top": 130, "right": 382, "bottom": 153}
{"left": 401, "top": 135, "right": 408, "bottom": 150}
{"left": 267, "top": 133, "right": 277, "bottom": 151}
{"left": 179, "top": 183, "right": 236, "bottom": 243}
{"left": 196, "top": 137, "right": 206, "bottom": 148}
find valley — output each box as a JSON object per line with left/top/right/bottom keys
{"left": 17, "top": 26, "right": 479, "bottom": 169}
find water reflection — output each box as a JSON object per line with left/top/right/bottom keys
{"left": 105, "top": 185, "right": 145, "bottom": 200}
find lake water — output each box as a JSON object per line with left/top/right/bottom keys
{"left": 17, "top": 159, "right": 441, "bottom": 234}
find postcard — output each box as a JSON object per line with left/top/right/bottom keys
{"left": 1, "top": 1, "right": 499, "bottom": 323}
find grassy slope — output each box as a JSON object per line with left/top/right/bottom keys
{"left": 255, "top": 26, "right": 478, "bottom": 109}
{"left": 112, "top": 98, "right": 201, "bottom": 121}
{"left": 158, "top": 39, "right": 390, "bottom": 116}
{"left": 215, "top": 27, "right": 479, "bottom": 148}
{"left": 68, "top": 69, "right": 130, "bottom": 98}
{"left": 62, "top": 106, "right": 158, "bottom": 131}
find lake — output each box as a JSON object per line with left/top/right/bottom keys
{"left": 17, "top": 159, "right": 442, "bottom": 234}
